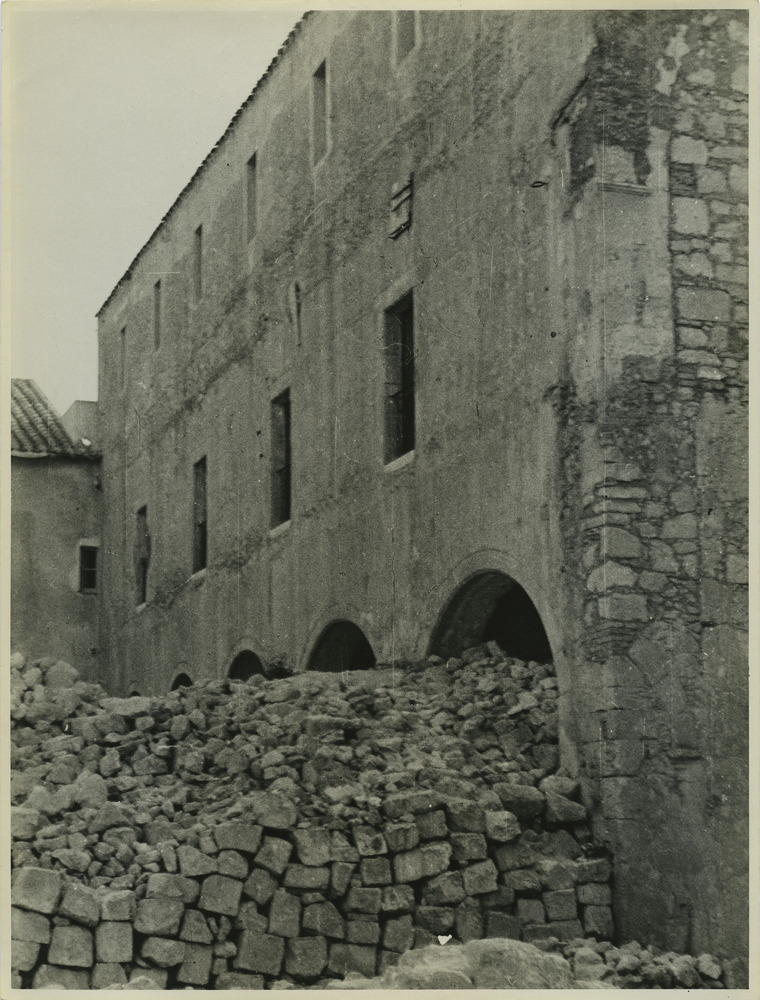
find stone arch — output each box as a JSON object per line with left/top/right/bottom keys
{"left": 171, "top": 672, "right": 193, "bottom": 690}
{"left": 428, "top": 569, "right": 553, "bottom": 663}
{"left": 307, "top": 619, "right": 376, "bottom": 673}
{"left": 228, "top": 649, "right": 265, "bottom": 681}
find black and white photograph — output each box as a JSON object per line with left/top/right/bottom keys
{"left": 4, "top": 1, "right": 754, "bottom": 992}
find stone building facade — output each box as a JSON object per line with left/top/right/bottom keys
{"left": 96, "top": 11, "right": 749, "bottom": 963}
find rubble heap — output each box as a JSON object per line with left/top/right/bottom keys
{"left": 10, "top": 648, "right": 727, "bottom": 989}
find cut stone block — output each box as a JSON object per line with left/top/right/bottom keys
{"left": 383, "top": 915, "right": 414, "bottom": 953}
{"left": 285, "top": 936, "right": 328, "bottom": 978}
{"left": 177, "top": 943, "right": 214, "bottom": 985}
{"left": 543, "top": 889, "right": 578, "bottom": 921}
{"left": 360, "top": 856, "right": 392, "bottom": 886}
{"left": 146, "top": 872, "right": 199, "bottom": 904}
{"left": 328, "top": 942, "right": 377, "bottom": 979}
{"left": 95, "top": 921, "right": 133, "bottom": 963}
{"left": 32, "top": 965, "right": 90, "bottom": 989}
{"left": 11, "top": 867, "right": 62, "bottom": 914}
{"left": 141, "top": 936, "right": 187, "bottom": 967}
{"left": 353, "top": 826, "right": 388, "bottom": 856}
{"left": 243, "top": 867, "right": 278, "bottom": 905}
{"left": 303, "top": 900, "right": 345, "bottom": 939}
{"left": 48, "top": 924, "right": 94, "bottom": 968}
{"left": 462, "top": 859, "right": 499, "bottom": 895}
{"left": 100, "top": 888, "right": 136, "bottom": 921}
{"left": 12, "top": 939, "right": 40, "bottom": 972}
{"left": 268, "top": 889, "right": 301, "bottom": 938}
{"left": 134, "top": 897, "right": 185, "bottom": 936}
{"left": 199, "top": 875, "right": 243, "bottom": 916}
{"left": 213, "top": 821, "right": 263, "bottom": 854}
{"left": 255, "top": 836, "right": 293, "bottom": 875}
{"left": 58, "top": 883, "right": 100, "bottom": 927}
{"left": 283, "top": 863, "right": 330, "bottom": 891}
{"left": 234, "top": 931, "right": 285, "bottom": 976}
{"left": 421, "top": 871, "right": 465, "bottom": 906}
{"left": 11, "top": 907, "right": 51, "bottom": 944}
{"left": 346, "top": 918, "right": 380, "bottom": 945}
{"left": 393, "top": 842, "right": 452, "bottom": 882}
{"left": 177, "top": 844, "right": 217, "bottom": 876}
{"left": 484, "top": 810, "right": 521, "bottom": 842}
{"left": 92, "top": 962, "right": 128, "bottom": 988}
{"left": 381, "top": 884, "right": 415, "bottom": 914}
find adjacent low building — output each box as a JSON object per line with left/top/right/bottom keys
{"left": 10, "top": 379, "right": 101, "bottom": 674}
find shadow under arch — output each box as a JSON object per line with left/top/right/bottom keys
{"left": 228, "top": 649, "right": 265, "bottom": 681}
{"left": 428, "top": 569, "right": 553, "bottom": 663}
{"left": 171, "top": 672, "right": 193, "bottom": 691}
{"left": 307, "top": 619, "right": 376, "bottom": 673}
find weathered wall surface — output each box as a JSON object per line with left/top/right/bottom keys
{"left": 96, "top": 9, "right": 748, "bottom": 966}
{"left": 546, "top": 9, "right": 749, "bottom": 966}
{"left": 11, "top": 458, "right": 101, "bottom": 676}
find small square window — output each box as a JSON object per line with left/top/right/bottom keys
{"left": 79, "top": 546, "right": 98, "bottom": 592}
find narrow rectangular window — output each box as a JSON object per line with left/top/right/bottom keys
{"left": 136, "top": 506, "right": 150, "bottom": 605}
{"left": 193, "top": 457, "right": 208, "bottom": 573}
{"left": 79, "top": 546, "right": 98, "bottom": 592}
{"left": 247, "top": 154, "right": 258, "bottom": 240}
{"left": 119, "top": 326, "right": 126, "bottom": 387}
{"left": 384, "top": 291, "right": 415, "bottom": 463}
{"left": 193, "top": 225, "right": 203, "bottom": 299}
{"left": 153, "top": 280, "right": 162, "bottom": 349}
{"left": 395, "top": 11, "right": 417, "bottom": 63}
{"left": 312, "top": 61, "right": 328, "bottom": 164}
{"left": 271, "top": 390, "right": 291, "bottom": 526}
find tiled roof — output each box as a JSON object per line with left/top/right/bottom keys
{"left": 11, "top": 379, "right": 78, "bottom": 456}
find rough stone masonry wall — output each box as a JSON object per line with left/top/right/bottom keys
{"left": 556, "top": 9, "right": 749, "bottom": 971}
{"left": 11, "top": 650, "right": 731, "bottom": 990}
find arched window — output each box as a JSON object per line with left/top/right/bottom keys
{"left": 429, "top": 571, "right": 552, "bottom": 663}
{"left": 171, "top": 672, "right": 193, "bottom": 691}
{"left": 228, "top": 650, "right": 265, "bottom": 682}
{"left": 307, "top": 620, "right": 376, "bottom": 673}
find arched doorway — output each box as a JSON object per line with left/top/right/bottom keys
{"left": 428, "top": 570, "right": 552, "bottom": 663}
{"left": 171, "top": 672, "right": 193, "bottom": 690}
{"left": 228, "top": 649, "right": 265, "bottom": 681}
{"left": 307, "top": 620, "right": 376, "bottom": 672}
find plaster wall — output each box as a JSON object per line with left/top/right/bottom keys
{"left": 11, "top": 458, "right": 101, "bottom": 676}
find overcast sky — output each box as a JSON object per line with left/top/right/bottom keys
{"left": 6, "top": 2, "right": 307, "bottom": 414}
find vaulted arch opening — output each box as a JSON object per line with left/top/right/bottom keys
{"left": 429, "top": 570, "right": 552, "bottom": 663}
{"left": 171, "top": 672, "right": 193, "bottom": 691}
{"left": 307, "top": 620, "right": 376, "bottom": 673}
{"left": 228, "top": 650, "right": 265, "bottom": 682}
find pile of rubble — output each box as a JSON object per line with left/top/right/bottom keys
{"left": 10, "top": 647, "right": 729, "bottom": 989}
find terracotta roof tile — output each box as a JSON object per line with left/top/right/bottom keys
{"left": 11, "top": 379, "right": 77, "bottom": 455}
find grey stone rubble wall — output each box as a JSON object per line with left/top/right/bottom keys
{"left": 10, "top": 649, "right": 727, "bottom": 989}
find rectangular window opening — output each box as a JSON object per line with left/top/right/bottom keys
{"left": 384, "top": 291, "right": 416, "bottom": 463}
{"left": 136, "top": 506, "right": 149, "bottom": 605}
{"left": 247, "top": 154, "right": 257, "bottom": 240}
{"left": 119, "top": 326, "right": 126, "bottom": 387}
{"left": 153, "top": 280, "right": 162, "bottom": 350}
{"left": 395, "top": 11, "right": 417, "bottom": 63}
{"left": 193, "top": 457, "right": 208, "bottom": 573}
{"left": 312, "top": 61, "right": 328, "bottom": 164}
{"left": 79, "top": 546, "right": 98, "bottom": 593}
{"left": 271, "top": 389, "right": 292, "bottom": 527}
{"left": 193, "top": 225, "right": 203, "bottom": 299}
